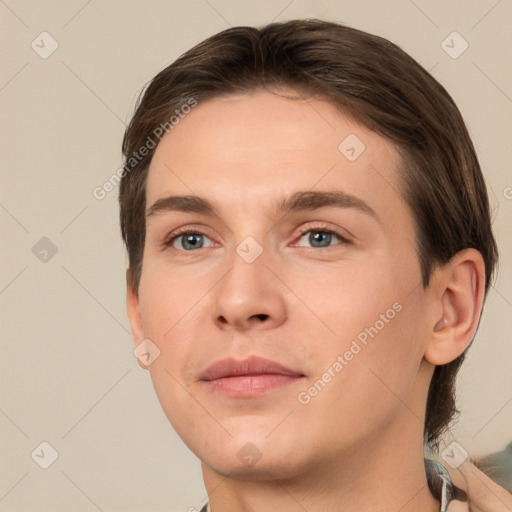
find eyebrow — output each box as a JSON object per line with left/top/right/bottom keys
{"left": 146, "top": 190, "right": 379, "bottom": 223}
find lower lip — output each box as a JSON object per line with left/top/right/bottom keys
{"left": 202, "top": 374, "right": 304, "bottom": 397}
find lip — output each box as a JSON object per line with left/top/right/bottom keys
{"left": 200, "top": 355, "right": 303, "bottom": 380}
{"left": 199, "top": 356, "right": 305, "bottom": 397}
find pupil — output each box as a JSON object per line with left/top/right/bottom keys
{"left": 311, "top": 231, "right": 330, "bottom": 247}
{"left": 184, "top": 234, "right": 202, "bottom": 250}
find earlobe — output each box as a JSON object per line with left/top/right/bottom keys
{"left": 424, "top": 249, "right": 486, "bottom": 366}
{"left": 126, "top": 269, "right": 147, "bottom": 370}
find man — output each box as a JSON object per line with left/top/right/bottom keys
{"left": 119, "top": 20, "right": 510, "bottom": 511}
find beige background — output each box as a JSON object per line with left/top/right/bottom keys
{"left": 1, "top": 1, "right": 511, "bottom": 510}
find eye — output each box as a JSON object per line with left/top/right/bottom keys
{"left": 294, "top": 225, "right": 351, "bottom": 249}
{"left": 163, "top": 231, "right": 214, "bottom": 251}
{"left": 162, "top": 224, "right": 351, "bottom": 252}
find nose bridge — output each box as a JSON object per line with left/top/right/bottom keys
{"left": 212, "top": 234, "right": 286, "bottom": 330}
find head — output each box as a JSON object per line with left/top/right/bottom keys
{"left": 120, "top": 18, "right": 498, "bottom": 475}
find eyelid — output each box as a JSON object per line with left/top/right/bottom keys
{"left": 292, "top": 222, "right": 353, "bottom": 243}
{"left": 160, "top": 224, "right": 216, "bottom": 250}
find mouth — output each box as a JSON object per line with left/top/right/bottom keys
{"left": 199, "top": 355, "right": 306, "bottom": 397}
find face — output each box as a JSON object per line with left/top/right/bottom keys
{"left": 128, "top": 89, "right": 435, "bottom": 480}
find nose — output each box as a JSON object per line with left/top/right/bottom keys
{"left": 212, "top": 245, "right": 287, "bottom": 332}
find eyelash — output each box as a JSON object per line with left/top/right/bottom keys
{"left": 293, "top": 223, "right": 351, "bottom": 247}
{"left": 162, "top": 223, "right": 351, "bottom": 251}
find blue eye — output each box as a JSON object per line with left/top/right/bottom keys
{"left": 163, "top": 226, "right": 350, "bottom": 252}
{"left": 296, "top": 229, "right": 348, "bottom": 248}
{"left": 165, "top": 232, "right": 214, "bottom": 251}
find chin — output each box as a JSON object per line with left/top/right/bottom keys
{"left": 202, "top": 453, "right": 305, "bottom": 482}
{"left": 198, "top": 436, "right": 307, "bottom": 481}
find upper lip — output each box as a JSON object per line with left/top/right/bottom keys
{"left": 200, "top": 355, "right": 304, "bottom": 381}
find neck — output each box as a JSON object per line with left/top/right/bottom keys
{"left": 201, "top": 421, "right": 440, "bottom": 512}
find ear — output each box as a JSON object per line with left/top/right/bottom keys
{"left": 424, "top": 248, "right": 486, "bottom": 365}
{"left": 126, "top": 268, "right": 147, "bottom": 370}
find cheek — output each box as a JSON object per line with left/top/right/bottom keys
{"left": 138, "top": 260, "right": 202, "bottom": 335}
{"left": 342, "top": 292, "right": 426, "bottom": 413}
{"left": 138, "top": 272, "right": 207, "bottom": 436}
{"left": 292, "top": 261, "right": 399, "bottom": 342}
{"left": 297, "top": 257, "right": 424, "bottom": 392}
{"left": 137, "top": 269, "right": 202, "bottom": 376}
{"left": 299, "top": 300, "right": 424, "bottom": 444}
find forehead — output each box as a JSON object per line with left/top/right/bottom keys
{"left": 145, "top": 90, "right": 407, "bottom": 225}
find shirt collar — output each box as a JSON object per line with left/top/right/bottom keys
{"left": 425, "top": 458, "right": 467, "bottom": 511}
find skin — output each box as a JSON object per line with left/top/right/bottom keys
{"left": 126, "top": 89, "right": 487, "bottom": 511}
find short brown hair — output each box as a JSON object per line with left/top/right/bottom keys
{"left": 119, "top": 19, "right": 498, "bottom": 450}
